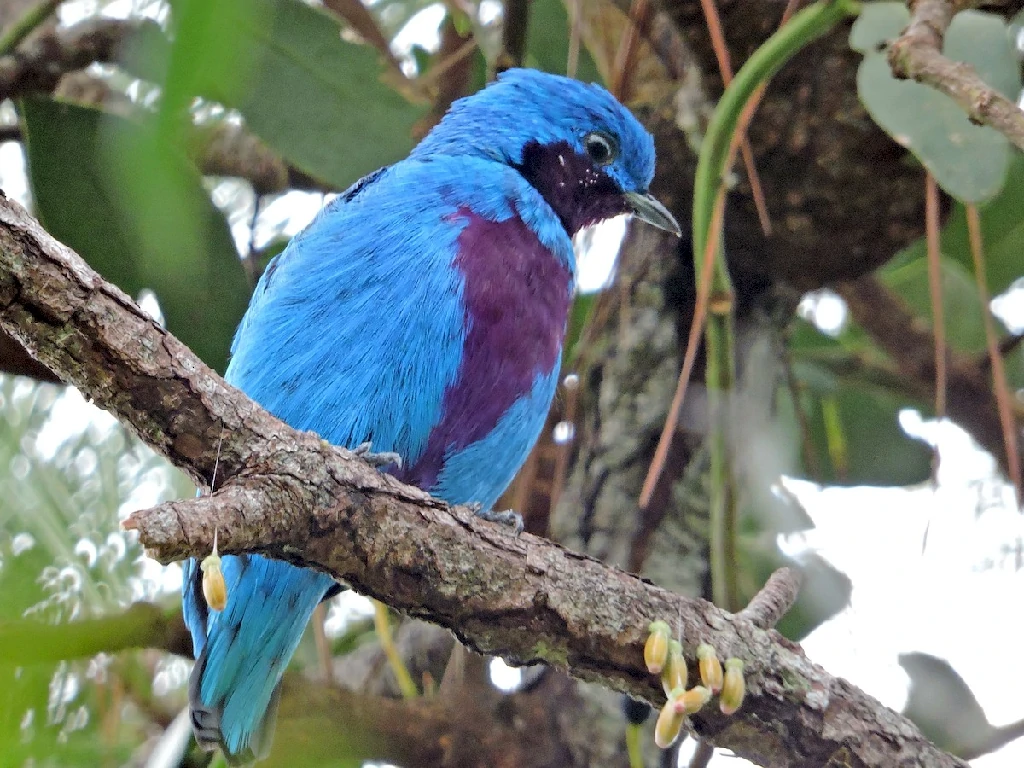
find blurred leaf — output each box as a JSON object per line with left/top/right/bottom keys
{"left": 851, "top": 5, "right": 1018, "bottom": 203}
{"left": 882, "top": 247, "right": 1023, "bottom": 390}
{"left": 126, "top": 0, "right": 426, "bottom": 189}
{"left": 563, "top": 291, "right": 597, "bottom": 362}
{"left": 882, "top": 257, "right": 986, "bottom": 352}
{"left": 572, "top": 0, "right": 669, "bottom": 93}
{"left": 900, "top": 652, "right": 1000, "bottom": 758}
{"left": 527, "top": 0, "right": 601, "bottom": 83}
{"left": 784, "top": 322, "right": 933, "bottom": 486}
{"left": 21, "top": 96, "right": 250, "bottom": 372}
{"left": 0, "top": 378, "right": 182, "bottom": 763}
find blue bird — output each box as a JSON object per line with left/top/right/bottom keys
{"left": 182, "top": 68, "right": 679, "bottom": 763}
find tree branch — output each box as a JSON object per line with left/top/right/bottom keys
{"left": 0, "top": 194, "right": 967, "bottom": 766}
{"left": 888, "top": 0, "right": 1024, "bottom": 151}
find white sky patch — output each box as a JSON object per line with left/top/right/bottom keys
{"left": 574, "top": 215, "right": 628, "bottom": 293}
{"left": 0, "top": 141, "right": 30, "bottom": 208}
{"left": 992, "top": 278, "right": 1024, "bottom": 333}
{"left": 479, "top": 0, "right": 503, "bottom": 25}
{"left": 489, "top": 657, "right": 523, "bottom": 692}
{"left": 252, "top": 190, "right": 326, "bottom": 248}
{"left": 391, "top": 4, "right": 446, "bottom": 63}
{"left": 798, "top": 289, "right": 848, "bottom": 336}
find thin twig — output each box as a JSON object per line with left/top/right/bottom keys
{"left": 696, "top": 0, "right": 772, "bottom": 234}
{"left": 780, "top": 0, "right": 803, "bottom": 25}
{"left": 925, "top": 174, "right": 946, "bottom": 419}
{"left": 966, "top": 205, "right": 1022, "bottom": 505}
{"left": 610, "top": 0, "right": 651, "bottom": 101}
{"left": 312, "top": 602, "right": 335, "bottom": 684}
{"left": 374, "top": 601, "right": 418, "bottom": 699}
{"left": 322, "top": 0, "right": 406, "bottom": 78}
{"left": 638, "top": 187, "right": 727, "bottom": 509}
{"left": 567, "top": 0, "right": 582, "bottom": 78}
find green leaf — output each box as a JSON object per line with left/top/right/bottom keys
{"left": 851, "top": 5, "right": 1018, "bottom": 203}
{"left": 526, "top": 0, "right": 602, "bottom": 83}
{"left": 784, "top": 321, "right": 933, "bottom": 486}
{"left": 882, "top": 238, "right": 1023, "bottom": 390}
{"left": 21, "top": 97, "right": 249, "bottom": 372}
{"left": 126, "top": 0, "right": 426, "bottom": 189}
{"left": 563, "top": 291, "right": 598, "bottom": 362}
{"left": 786, "top": 377, "right": 932, "bottom": 486}
{"left": 882, "top": 257, "right": 987, "bottom": 352}
{"left": 848, "top": 1, "right": 908, "bottom": 52}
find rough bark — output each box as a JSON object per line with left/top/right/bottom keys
{"left": 0, "top": 174, "right": 970, "bottom": 768}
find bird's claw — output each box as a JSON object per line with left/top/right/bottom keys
{"left": 643, "top": 622, "right": 745, "bottom": 749}
{"left": 189, "top": 704, "right": 222, "bottom": 752}
{"left": 467, "top": 503, "right": 524, "bottom": 535}
{"left": 353, "top": 441, "right": 403, "bottom": 469}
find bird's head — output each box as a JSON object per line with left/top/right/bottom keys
{"left": 413, "top": 68, "right": 680, "bottom": 239}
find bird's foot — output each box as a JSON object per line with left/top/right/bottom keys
{"left": 467, "top": 503, "right": 524, "bottom": 535}
{"left": 643, "top": 622, "right": 745, "bottom": 749}
{"left": 353, "top": 441, "right": 403, "bottom": 470}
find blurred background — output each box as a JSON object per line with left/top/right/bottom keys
{"left": 0, "top": 0, "right": 1022, "bottom": 765}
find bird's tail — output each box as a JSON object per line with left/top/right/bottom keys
{"left": 187, "top": 554, "right": 336, "bottom": 764}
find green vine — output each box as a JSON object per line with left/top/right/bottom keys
{"left": 692, "top": 0, "right": 861, "bottom": 610}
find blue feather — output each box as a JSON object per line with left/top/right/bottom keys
{"left": 181, "top": 68, "right": 670, "bottom": 764}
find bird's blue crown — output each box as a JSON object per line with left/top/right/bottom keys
{"left": 412, "top": 68, "right": 657, "bottom": 200}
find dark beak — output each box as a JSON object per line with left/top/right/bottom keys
{"left": 625, "top": 192, "right": 681, "bottom": 237}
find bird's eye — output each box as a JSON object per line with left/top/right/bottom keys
{"left": 584, "top": 131, "right": 618, "bottom": 166}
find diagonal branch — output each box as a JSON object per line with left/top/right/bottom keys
{"left": 0, "top": 192, "right": 967, "bottom": 767}
{"left": 888, "top": 0, "right": 1024, "bottom": 150}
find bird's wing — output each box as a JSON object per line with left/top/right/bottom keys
{"left": 225, "top": 159, "right": 480, "bottom": 462}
